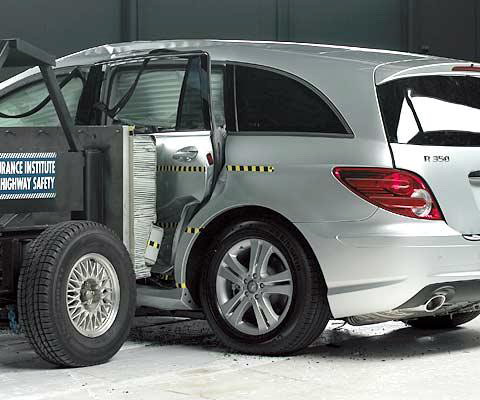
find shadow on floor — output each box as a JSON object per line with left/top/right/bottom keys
{"left": 130, "top": 316, "right": 219, "bottom": 348}
{"left": 2, "top": 317, "right": 480, "bottom": 370}
{"left": 303, "top": 322, "right": 480, "bottom": 361}
{"left": 131, "top": 317, "right": 480, "bottom": 360}
{"left": 130, "top": 316, "right": 480, "bottom": 360}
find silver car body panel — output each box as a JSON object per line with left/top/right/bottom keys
{"left": 391, "top": 144, "right": 480, "bottom": 234}
{"left": 3, "top": 40, "right": 480, "bottom": 319}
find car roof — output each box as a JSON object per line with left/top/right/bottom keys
{"left": 1, "top": 39, "right": 467, "bottom": 94}
{"left": 55, "top": 39, "right": 473, "bottom": 85}
{"left": 58, "top": 39, "right": 428, "bottom": 64}
{"left": 55, "top": 39, "right": 440, "bottom": 75}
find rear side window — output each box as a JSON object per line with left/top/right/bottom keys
{"left": 377, "top": 76, "right": 480, "bottom": 146}
{"left": 0, "top": 77, "right": 83, "bottom": 127}
{"left": 235, "top": 66, "right": 348, "bottom": 134}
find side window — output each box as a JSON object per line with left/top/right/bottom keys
{"left": 211, "top": 69, "right": 225, "bottom": 128}
{"left": 177, "top": 57, "right": 207, "bottom": 131}
{"left": 0, "top": 77, "right": 83, "bottom": 127}
{"left": 235, "top": 66, "right": 348, "bottom": 134}
{"left": 112, "top": 67, "right": 185, "bottom": 130}
{"left": 110, "top": 61, "right": 225, "bottom": 131}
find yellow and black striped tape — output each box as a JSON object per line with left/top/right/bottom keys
{"left": 158, "top": 222, "right": 178, "bottom": 230}
{"left": 226, "top": 165, "right": 275, "bottom": 173}
{"left": 147, "top": 240, "right": 160, "bottom": 249}
{"left": 176, "top": 282, "right": 187, "bottom": 289}
{"left": 185, "top": 227, "right": 203, "bottom": 234}
{"left": 157, "top": 273, "right": 175, "bottom": 281}
{"left": 158, "top": 165, "right": 206, "bottom": 173}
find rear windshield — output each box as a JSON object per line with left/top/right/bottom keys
{"left": 377, "top": 75, "right": 480, "bottom": 146}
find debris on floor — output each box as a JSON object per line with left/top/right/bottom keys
{"left": 1, "top": 317, "right": 480, "bottom": 400}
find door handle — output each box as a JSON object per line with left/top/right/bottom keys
{"left": 469, "top": 171, "right": 480, "bottom": 179}
{"left": 173, "top": 146, "right": 198, "bottom": 162}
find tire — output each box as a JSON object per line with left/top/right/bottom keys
{"left": 18, "top": 221, "right": 136, "bottom": 367}
{"left": 406, "top": 311, "right": 480, "bottom": 329}
{"left": 200, "top": 219, "right": 330, "bottom": 355}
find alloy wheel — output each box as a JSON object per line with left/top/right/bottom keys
{"left": 215, "top": 238, "right": 293, "bottom": 336}
{"left": 66, "top": 253, "right": 120, "bottom": 338}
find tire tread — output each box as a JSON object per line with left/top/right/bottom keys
{"left": 201, "top": 217, "right": 330, "bottom": 356}
{"left": 18, "top": 221, "right": 127, "bottom": 367}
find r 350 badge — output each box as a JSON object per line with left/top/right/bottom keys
{"left": 424, "top": 155, "right": 450, "bottom": 163}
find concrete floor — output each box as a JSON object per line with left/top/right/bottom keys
{"left": 1, "top": 316, "right": 480, "bottom": 400}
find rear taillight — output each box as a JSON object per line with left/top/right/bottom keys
{"left": 333, "top": 167, "right": 443, "bottom": 220}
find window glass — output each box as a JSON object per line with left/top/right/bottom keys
{"left": 111, "top": 63, "right": 224, "bottom": 131}
{"left": 211, "top": 70, "right": 225, "bottom": 128}
{"left": 0, "top": 78, "right": 83, "bottom": 127}
{"left": 112, "top": 67, "right": 185, "bottom": 129}
{"left": 235, "top": 66, "right": 347, "bottom": 134}
{"left": 377, "top": 76, "right": 480, "bottom": 146}
{"left": 177, "top": 57, "right": 207, "bottom": 131}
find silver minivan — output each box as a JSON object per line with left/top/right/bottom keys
{"left": 3, "top": 39, "right": 480, "bottom": 357}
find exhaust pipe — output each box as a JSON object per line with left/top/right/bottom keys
{"left": 424, "top": 294, "right": 447, "bottom": 313}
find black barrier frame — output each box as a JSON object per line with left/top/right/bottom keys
{"left": 0, "top": 39, "right": 78, "bottom": 152}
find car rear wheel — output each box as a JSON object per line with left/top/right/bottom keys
{"left": 406, "top": 311, "right": 480, "bottom": 329}
{"left": 200, "top": 219, "right": 330, "bottom": 355}
{"left": 18, "top": 221, "right": 136, "bottom": 367}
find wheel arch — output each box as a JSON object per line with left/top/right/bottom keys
{"left": 185, "top": 205, "right": 323, "bottom": 306}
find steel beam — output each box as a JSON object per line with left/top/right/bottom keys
{"left": 0, "top": 41, "right": 10, "bottom": 71}
{"left": 40, "top": 65, "right": 78, "bottom": 152}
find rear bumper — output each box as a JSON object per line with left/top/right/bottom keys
{"left": 296, "top": 209, "right": 480, "bottom": 319}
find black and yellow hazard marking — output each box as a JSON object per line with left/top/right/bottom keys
{"left": 226, "top": 165, "right": 275, "bottom": 173}
{"left": 176, "top": 282, "right": 187, "bottom": 289}
{"left": 157, "top": 273, "right": 175, "bottom": 281}
{"left": 158, "top": 222, "right": 178, "bottom": 230}
{"left": 158, "top": 165, "right": 206, "bottom": 173}
{"left": 185, "top": 227, "right": 203, "bottom": 234}
{"left": 147, "top": 240, "right": 160, "bottom": 249}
